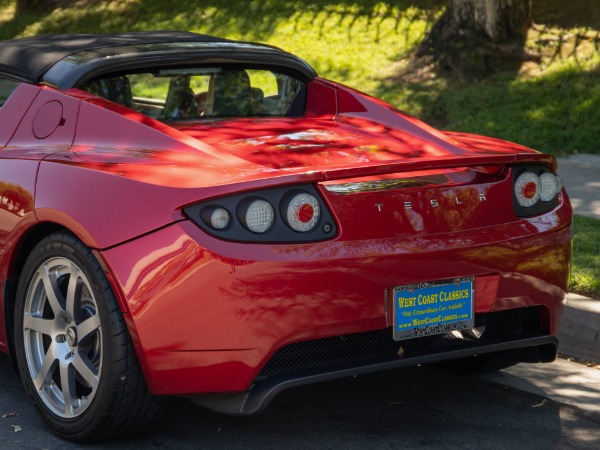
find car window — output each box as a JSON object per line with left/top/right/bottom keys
{"left": 0, "top": 78, "right": 20, "bottom": 108}
{"left": 81, "top": 67, "right": 305, "bottom": 121}
{"left": 247, "top": 70, "right": 278, "bottom": 98}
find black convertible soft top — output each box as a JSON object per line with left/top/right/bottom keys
{"left": 0, "top": 31, "right": 317, "bottom": 88}
{"left": 0, "top": 32, "right": 225, "bottom": 82}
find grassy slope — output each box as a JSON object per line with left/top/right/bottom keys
{"left": 0, "top": 0, "right": 598, "bottom": 297}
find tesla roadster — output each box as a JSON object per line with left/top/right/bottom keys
{"left": 0, "top": 31, "right": 571, "bottom": 441}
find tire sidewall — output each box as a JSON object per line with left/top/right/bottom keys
{"left": 14, "top": 232, "right": 121, "bottom": 439}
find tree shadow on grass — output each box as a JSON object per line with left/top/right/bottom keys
{"left": 0, "top": 0, "right": 443, "bottom": 42}
{"left": 375, "top": 2, "right": 600, "bottom": 156}
{"left": 376, "top": 57, "right": 600, "bottom": 155}
{"left": 0, "top": 0, "right": 41, "bottom": 40}
{"left": 533, "top": 0, "right": 600, "bottom": 30}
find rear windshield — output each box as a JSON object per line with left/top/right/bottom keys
{"left": 81, "top": 67, "right": 306, "bottom": 121}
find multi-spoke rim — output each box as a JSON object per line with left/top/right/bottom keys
{"left": 23, "top": 257, "right": 102, "bottom": 418}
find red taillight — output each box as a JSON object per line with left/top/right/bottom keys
{"left": 285, "top": 192, "right": 320, "bottom": 232}
{"left": 523, "top": 181, "right": 538, "bottom": 199}
{"left": 513, "top": 167, "right": 563, "bottom": 217}
{"left": 514, "top": 172, "right": 541, "bottom": 207}
{"left": 297, "top": 203, "right": 314, "bottom": 223}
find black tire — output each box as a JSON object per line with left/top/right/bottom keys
{"left": 432, "top": 355, "right": 519, "bottom": 374}
{"left": 13, "top": 231, "right": 164, "bottom": 442}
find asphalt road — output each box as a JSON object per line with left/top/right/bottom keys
{"left": 1, "top": 354, "right": 599, "bottom": 449}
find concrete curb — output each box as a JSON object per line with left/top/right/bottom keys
{"left": 558, "top": 293, "right": 600, "bottom": 363}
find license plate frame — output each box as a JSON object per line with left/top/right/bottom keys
{"left": 392, "top": 276, "right": 474, "bottom": 341}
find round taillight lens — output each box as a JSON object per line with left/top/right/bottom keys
{"left": 284, "top": 192, "right": 321, "bottom": 232}
{"left": 241, "top": 199, "right": 274, "bottom": 233}
{"left": 201, "top": 206, "right": 231, "bottom": 230}
{"left": 209, "top": 207, "right": 230, "bottom": 229}
{"left": 540, "top": 172, "right": 560, "bottom": 202}
{"left": 515, "top": 172, "right": 540, "bottom": 207}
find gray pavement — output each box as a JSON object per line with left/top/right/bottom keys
{"left": 2, "top": 354, "right": 600, "bottom": 449}
{"left": 558, "top": 154, "right": 600, "bottom": 219}
{"left": 484, "top": 358, "right": 600, "bottom": 421}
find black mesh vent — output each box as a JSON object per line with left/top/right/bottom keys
{"left": 259, "top": 307, "right": 544, "bottom": 378}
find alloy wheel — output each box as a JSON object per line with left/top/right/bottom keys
{"left": 22, "top": 257, "right": 102, "bottom": 418}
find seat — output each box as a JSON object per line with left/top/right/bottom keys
{"left": 162, "top": 75, "right": 198, "bottom": 120}
{"left": 82, "top": 76, "right": 133, "bottom": 108}
{"left": 205, "top": 71, "right": 253, "bottom": 117}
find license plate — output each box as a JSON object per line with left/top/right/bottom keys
{"left": 392, "top": 277, "right": 474, "bottom": 341}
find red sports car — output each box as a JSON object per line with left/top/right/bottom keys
{"left": 0, "top": 31, "right": 571, "bottom": 441}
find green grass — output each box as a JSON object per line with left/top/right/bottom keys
{"left": 571, "top": 216, "right": 600, "bottom": 298}
{"left": 421, "top": 53, "right": 600, "bottom": 155}
{"left": 0, "top": 0, "right": 598, "bottom": 297}
{"left": 0, "top": 0, "right": 443, "bottom": 95}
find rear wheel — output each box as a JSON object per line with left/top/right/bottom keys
{"left": 14, "top": 232, "right": 163, "bottom": 442}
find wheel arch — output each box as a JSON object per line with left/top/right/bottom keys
{"left": 8, "top": 229, "right": 160, "bottom": 439}
{"left": 4, "top": 222, "right": 67, "bottom": 372}
{"left": 3, "top": 222, "right": 133, "bottom": 371}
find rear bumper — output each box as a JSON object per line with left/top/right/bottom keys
{"left": 101, "top": 202, "right": 571, "bottom": 397}
{"left": 188, "top": 335, "right": 558, "bottom": 415}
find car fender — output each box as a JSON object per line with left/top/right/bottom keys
{"left": 34, "top": 161, "right": 188, "bottom": 250}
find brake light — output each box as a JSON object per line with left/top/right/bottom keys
{"left": 513, "top": 166, "right": 563, "bottom": 216}
{"left": 515, "top": 172, "right": 540, "bottom": 207}
{"left": 284, "top": 192, "right": 321, "bottom": 232}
